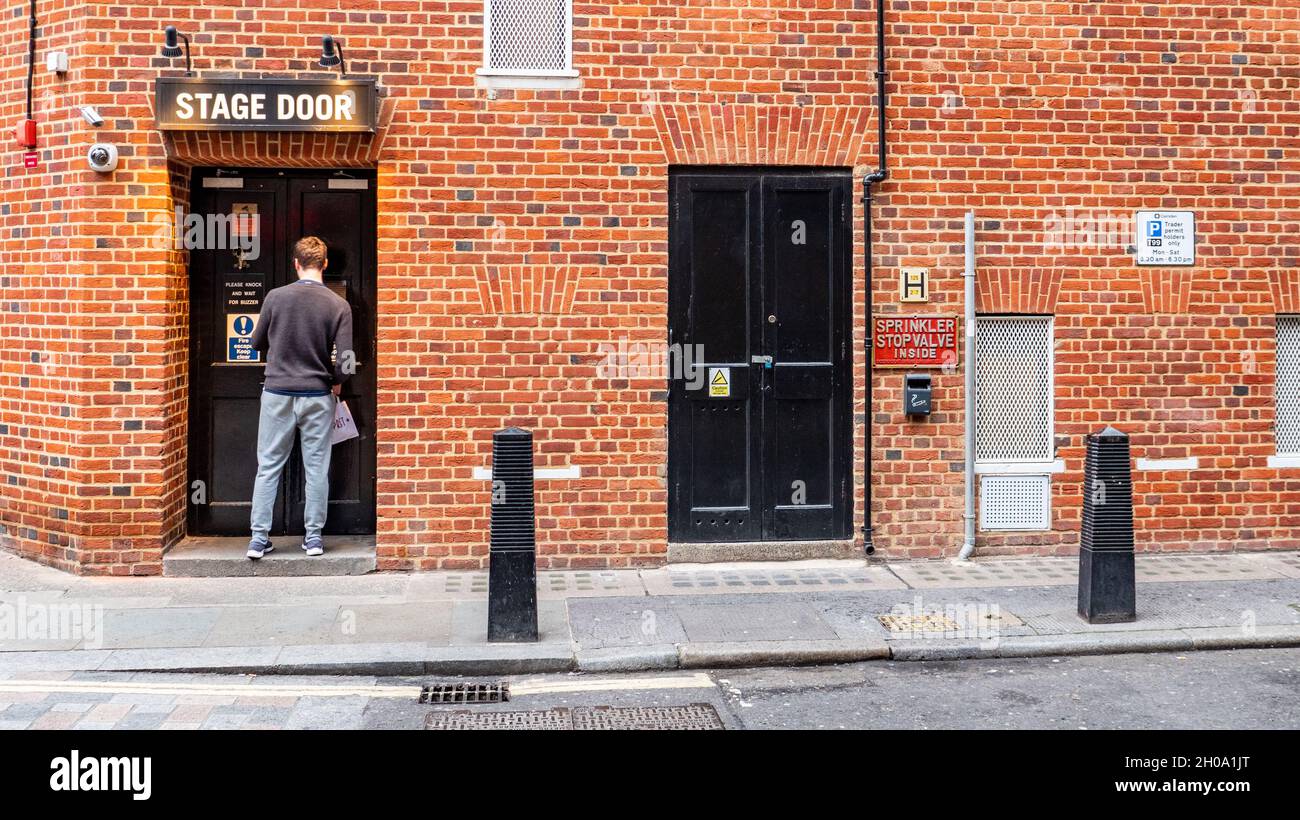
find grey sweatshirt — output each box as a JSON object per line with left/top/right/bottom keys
{"left": 250, "top": 279, "right": 354, "bottom": 395}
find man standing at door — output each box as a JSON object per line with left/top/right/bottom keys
{"left": 245, "top": 236, "right": 353, "bottom": 559}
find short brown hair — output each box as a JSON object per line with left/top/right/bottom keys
{"left": 293, "top": 236, "right": 328, "bottom": 271}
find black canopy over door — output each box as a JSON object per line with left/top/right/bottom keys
{"left": 188, "top": 169, "right": 376, "bottom": 538}
{"left": 668, "top": 169, "right": 851, "bottom": 544}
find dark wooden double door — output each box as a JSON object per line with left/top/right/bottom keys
{"left": 668, "top": 169, "right": 853, "bottom": 543}
{"left": 188, "top": 169, "right": 376, "bottom": 537}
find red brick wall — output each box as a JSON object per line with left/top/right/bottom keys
{"left": 873, "top": 0, "right": 1299, "bottom": 558}
{"left": 1, "top": 1, "right": 1297, "bottom": 574}
{"left": 0, "top": 0, "right": 94, "bottom": 572}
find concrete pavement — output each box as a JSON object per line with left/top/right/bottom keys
{"left": 1, "top": 549, "right": 1299, "bottom": 675}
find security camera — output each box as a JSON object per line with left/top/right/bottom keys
{"left": 87, "top": 142, "right": 118, "bottom": 173}
{"left": 79, "top": 106, "right": 103, "bottom": 127}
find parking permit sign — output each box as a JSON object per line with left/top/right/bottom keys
{"left": 226, "top": 313, "right": 260, "bottom": 362}
{"left": 1135, "top": 211, "right": 1195, "bottom": 266}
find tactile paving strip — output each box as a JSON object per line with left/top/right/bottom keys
{"left": 891, "top": 554, "right": 1287, "bottom": 589}
{"left": 1134, "top": 554, "right": 1281, "bottom": 583}
{"left": 425, "top": 703, "right": 725, "bottom": 731}
{"left": 1242, "top": 552, "right": 1300, "bottom": 580}
{"left": 415, "top": 570, "right": 639, "bottom": 599}
{"left": 540, "top": 571, "right": 638, "bottom": 597}
{"left": 642, "top": 566, "right": 906, "bottom": 596}
{"left": 890, "top": 559, "right": 1076, "bottom": 589}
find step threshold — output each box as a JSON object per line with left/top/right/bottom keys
{"left": 667, "top": 540, "right": 859, "bottom": 563}
{"left": 163, "top": 536, "right": 377, "bottom": 577}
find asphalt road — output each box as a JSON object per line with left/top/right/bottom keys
{"left": 2, "top": 648, "right": 1297, "bottom": 730}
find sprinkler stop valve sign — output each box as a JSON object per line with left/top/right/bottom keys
{"left": 873, "top": 315, "right": 959, "bottom": 368}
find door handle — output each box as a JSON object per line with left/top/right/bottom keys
{"left": 751, "top": 354, "right": 773, "bottom": 369}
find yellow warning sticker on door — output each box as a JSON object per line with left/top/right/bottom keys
{"left": 708, "top": 367, "right": 730, "bottom": 398}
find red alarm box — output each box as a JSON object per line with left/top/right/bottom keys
{"left": 15, "top": 119, "right": 36, "bottom": 149}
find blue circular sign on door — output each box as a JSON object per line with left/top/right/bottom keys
{"left": 233, "top": 315, "right": 254, "bottom": 335}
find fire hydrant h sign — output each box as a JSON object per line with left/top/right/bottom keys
{"left": 873, "top": 315, "right": 959, "bottom": 368}
{"left": 1135, "top": 211, "right": 1195, "bottom": 266}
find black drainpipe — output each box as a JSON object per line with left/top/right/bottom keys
{"left": 861, "top": 0, "right": 889, "bottom": 555}
{"left": 27, "top": 0, "right": 37, "bottom": 123}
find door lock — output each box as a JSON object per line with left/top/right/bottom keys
{"left": 751, "top": 354, "right": 773, "bottom": 369}
{"left": 768, "top": 315, "right": 777, "bottom": 324}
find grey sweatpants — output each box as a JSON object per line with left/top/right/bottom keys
{"left": 249, "top": 391, "right": 335, "bottom": 542}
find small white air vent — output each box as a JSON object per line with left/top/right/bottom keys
{"left": 979, "top": 474, "right": 1051, "bottom": 531}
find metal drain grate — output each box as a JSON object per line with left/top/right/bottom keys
{"left": 425, "top": 704, "right": 724, "bottom": 731}
{"left": 418, "top": 683, "right": 509, "bottom": 705}
{"left": 877, "top": 613, "right": 962, "bottom": 633}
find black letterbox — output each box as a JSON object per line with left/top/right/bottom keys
{"left": 905, "top": 373, "right": 932, "bottom": 416}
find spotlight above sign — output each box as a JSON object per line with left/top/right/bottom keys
{"left": 154, "top": 77, "right": 378, "bottom": 133}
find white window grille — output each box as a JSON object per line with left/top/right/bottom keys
{"left": 1277, "top": 316, "right": 1300, "bottom": 455}
{"left": 975, "top": 316, "right": 1054, "bottom": 530}
{"left": 975, "top": 317, "right": 1054, "bottom": 463}
{"left": 477, "top": 0, "right": 579, "bottom": 90}
{"left": 979, "top": 475, "right": 1052, "bottom": 531}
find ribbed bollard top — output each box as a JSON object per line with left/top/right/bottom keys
{"left": 1082, "top": 425, "right": 1134, "bottom": 552}
{"left": 490, "top": 427, "right": 536, "bottom": 551}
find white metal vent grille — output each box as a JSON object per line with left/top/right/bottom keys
{"left": 979, "top": 474, "right": 1051, "bottom": 531}
{"left": 975, "top": 317, "right": 1054, "bottom": 462}
{"left": 1277, "top": 316, "right": 1300, "bottom": 455}
{"left": 485, "top": 0, "right": 572, "bottom": 73}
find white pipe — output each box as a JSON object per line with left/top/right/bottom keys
{"left": 958, "top": 210, "right": 977, "bottom": 561}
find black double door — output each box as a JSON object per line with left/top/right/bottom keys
{"left": 188, "top": 170, "right": 376, "bottom": 537}
{"left": 668, "top": 169, "right": 852, "bottom": 543}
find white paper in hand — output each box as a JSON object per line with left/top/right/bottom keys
{"left": 331, "top": 399, "right": 359, "bottom": 445}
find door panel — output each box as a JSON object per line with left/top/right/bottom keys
{"left": 668, "top": 176, "right": 762, "bottom": 542}
{"left": 285, "top": 178, "right": 377, "bottom": 535}
{"left": 188, "top": 170, "right": 376, "bottom": 538}
{"left": 190, "top": 179, "right": 284, "bottom": 534}
{"left": 668, "top": 169, "right": 851, "bottom": 544}
{"left": 764, "top": 176, "right": 849, "bottom": 540}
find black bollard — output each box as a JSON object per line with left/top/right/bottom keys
{"left": 1078, "top": 425, "right": 1137, "bottom": 623}
{"left": 487, "top": 427, "right": 539, "bottom": 642}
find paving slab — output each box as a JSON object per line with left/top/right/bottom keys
{"left": 567, "top": 598, "right": 689, "bottom": 650}
{"left": 674, "top": 600, "right": 838, "bottom": 642}
{"left": 203, "top": 605, "right": 342, "bottom": 647}
{"left": 448, "top": 599, "right": 568, "bottom": 646}
{"left": 331, "top": 602, "right": 452, "bottom": 644}
{"left": 101, "top": 606, "right": 222, "bottom": 650}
